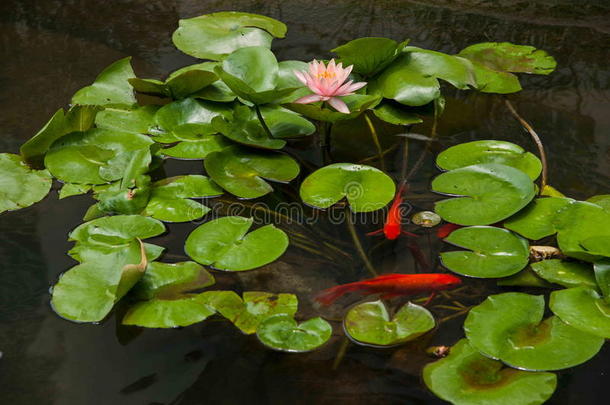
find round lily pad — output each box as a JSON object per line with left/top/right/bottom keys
{"left": 69, "top": 215, "right": 166, "bottom": 246}
{"left": 300, "top": 163, "right": 395, "bottom": 212}
{"left": 441, "top": 226, "right": 529, "bottom": 278}
{"left": 343, "top": 300, "right": 435, "bottom": 347}
{"left": 436, "top": 140, "right": 542, "bottom": 180}
{"left": 504, "top": 197, "right": 574, "bottom": 240}
{"left": 204, "top": 145, "right": 299, "bottom": 199}
{"left": 550, "top": 286, "right": 610, "bottom": 339}
{"left": 185, "top": 216, "right": 289, "bottom": 271}
{"left": 256, "top": 314, "right": 332, "bottom": 352}
{"left": 432, "top": 163, "right": 536, "bottom": 225}
{"left": 172, "top": 12, "right": 286, "bottom": 60}
{"left": 423, "top": 339, "right": 557, "bottom": 405}
{"left": 465, "top": 292, "right": 604, "bottom": 371}
{"left": 530, "top": 259, "right": 596, "bottom": 289}
{"left": 0, "top": 153, "right": 52, "bottom": 214}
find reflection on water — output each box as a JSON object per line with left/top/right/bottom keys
{"left": 0, "top": 1, "right": 609, "bottom": 404}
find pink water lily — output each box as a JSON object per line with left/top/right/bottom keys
{"left": 294, "top": 59, "right": 367, "bottom": 114}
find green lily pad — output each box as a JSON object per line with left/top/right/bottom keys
{"left": 69, "top": 214, "right": 166, "bottom": 246}
{"left": 436, "top": 140, "right": 542, "bottom": 180}
{"left": 172, "top": 12, "right": 286, "bottom": 60}
{"left": 211, "top": 105, "right": 286, "bottom": 149}
{"left": 143, "top": 175, "right": 223, "bottom": 222}
{"left": 71, "top": 57, "right": 136, "bottom": 107}
{"left": 204, "top": 145, "right": 299, "bottom": 199}
{"left": 300, "top": 163, "right": 395, "bottom": 212}
{"left": 344, "top": 300, "right": 434, "bottom": 347}
{"left": 20, "top": 105, "right": 100, "bottom": 165}
{"left": 59, "top": 183, "right": 92, "bottom": 199}
{"left": 465, "top": 292, "right": 604, "bottom": 371}
{"left": 185, "top": 216, "right": 288, "bottom": 271}
{"left": 504, "top": 197, "right": 574, "bottom": 240}
{"left": 550, "top": 286, "right": 610, "bottom": 339}
{"left": 0, "top": 153, "right": 52, "bottom": 213}
{"left": 332, "top": 37, "right": 404, "bottom": 76}
{"left": 259, "top": 105, "right": 315, "bottom": 138}
{"left": 153, "top": 98, "right": 232, "bottom": 140}
{"left": 594, "top": 259, "right": 610, "bottom": 298}
{"left": 122, "top": 261, "right": 216, "bottom": 328}
{"left": 587, "top": 195, "right": 610, "bottom": 212}
{"left": 441, "top": 226, "right": 529, "bottom": 278}
{"left": 286, "top": 93, "right": 380, "bottom": 122}
{"left": 200, "top": 290, "right": 298, "bottom": 334}
{"left": 423, "top": 339, "right": 557, "bottom": 405}
{"left": 130, "top": 63, "right": 218, "bottom": 99}
{"left": 372, "top": 101, "right": 423, "bottom": 125}
{"left": 432, "top": 163, "right": 536, "bottom": 225}
{"left": 554, "top": 201, "right": 610, "bottom": 262}
{"left": 160, "top": 135, "right": 231, "bottom": 159}
{"left": 94, "top": 105, "right": 158, "bottom": 134}
{"left": 496, "top": 267, "right": 553, "bottom": 288}
{"left": 256, "top": 314, "right": 332, "bottom": 352}
{"left": 530, "top": 259, "right": 597, "bottom": 289}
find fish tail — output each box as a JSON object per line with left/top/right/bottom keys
{"left": 315, "top": 283, "right": 359, "bottom": 306}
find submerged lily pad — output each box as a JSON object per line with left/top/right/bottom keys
{"left": 344, "top": 300, "right": 434, "bottom": 346}
{"left": 423, "top": 339, "right": 557, "bottom": 405}
{"left": 143, "top": 175, "right": 223, "bottom": 222}
{"left": 432, "top": 163, "right": 536, "bottom": 225}
{"left": 550, "top": 286, "right": 610, "bottom": 339}
{"left": 504, "top": 197, "right": 574, "bottom": 240}
{"left": 436, "top": 140, "right": 542, "bottom": 180}
{"left": 256, "top": 314, "right": 332, "bottom": 352}
{"left": 554, "top": 201, "right": 610, "bottom": 262}
{"left": 71, "top": 57, "right": 136, "bottom": 107}
{"left": 530, "top": 259, "right": 596, "bottom": 289}
{"left": 0, "top": 153, "right": 52, "bottom": 214}
{"left": 122, "top": 261, "right": 216, "bottom": 328}
{"left": 172, "top": 12, "right": 286, "bottom": 60}
{"left": 185, "top": 216, "right": 288, "bottom": 271}
{"left": 204, "top": 145, "right": 299, "bottom": 199}
{"left": 465, "top": 292, "right": 604, "bottom": 370}
{"left": 300, "top": 163, "right": 395, "bottom": 212}
{"left": 441, "top": 226, "right": 529, "bottom": 278}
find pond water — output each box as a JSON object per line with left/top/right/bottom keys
{"left": 0, "top": 0, "right": 609, "bottom": 404}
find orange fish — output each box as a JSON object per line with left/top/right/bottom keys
{"left": 367, "top": 183, "right": 416, "bottom": 240}
{"left": 315, "top": 273, "right": 462, "bottom": 306}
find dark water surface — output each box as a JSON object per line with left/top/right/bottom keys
{"left": 1, "top": 1, "right": 609, "bottom": 404}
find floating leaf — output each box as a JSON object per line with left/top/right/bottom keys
{"left": 259, "top": 105, "right": 315, "bottom": 138}
{"left": 69, "top": 214, "right": 166, "bottom": 247}
{"left": 530, "top": 259, "right": 596, "bottom": 289}
{"left": 504, "top": 197, "right": 574, "bottom": 240}
{"left": 594, "top": 259, "right": 610, "bottom": 299}
{"left": 300, "top": 163, "right": 395, "bottom": 212}
{"left": 161, "top": 135, "right": 231, "bottom": 159}
{"left": 59, "top": 183, "right": 92, "bottom": 199}
{"left": 423, "top": 339, "right": 557, "bottom": 405}
{"left": 432, "top": 163, "right": 535, "bottom": 225}
{"left": 0, "top": 153, "right": 52, "bottom": 213}
{"left": 122, "top": 261, "right": 216, "bottom": 328}
{"left": 372, "top": 102, "right": 423, "bottom": 125}
{"left": 436, "top": 140, "right": 542, "bottom": 180}
{"left": 554, "top": 201, "right": 610, "bottom": 262}
{"left": 211, "top": 105, "right": 286, "bottom": 149}
{"left": 94, "top": 105, "right": 158, "bottom": 134}
{"left": 172, "top": 12, "right": 286, "bottom": 60}
{"left": 344, "top": 300, "right": 434, "bottom": 346}
{"left": 204, "top": 145, "right": 299, "bottom": 199}
{"left": 143, "top": 175, "right": 223, "bottom": 222}
{"left": 332, "top": 37, "right": 404, "bottom": 76}
{"left": 465, "top": 292, "right": 604, "bottom": 371}
{"left": 153, "top": 98, "right": 232, "bottom": 139}
{"left": 256, "top": 314, "right": 332, "bottom": 352}
{"left": 130, "top": 63, "right": 219, "bottom": 99}
{"left": 185, "top": 216, "right": 289, "bottom": 271}
{"left": 71, "top": 57, "right": 136, "bottom": 107}
{"left": 286, "top": 94, "right": 381, "bottom": 122}
{"left": 441, "top": 226, "right": 529, "bottom": 278}
{"left": 497, "top": 267, "right": 553, "bottom": 288}
{"left": 201, "top": 290, "right": 298, "bottom": 334}
{"left": 587, "top": 194, "right": 610, "bottom": 212}
{"left": 550, "top": 286, "right": 610, "bottom": 339}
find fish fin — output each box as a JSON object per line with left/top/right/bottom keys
{"left": 315, "top": 284, "right": 358, "bottom": 306}
{"left": 366, "top": 229, "right": 384, "bottom": 236}
{"left": 401, "top": 230, "right": 418, "bottom": 237}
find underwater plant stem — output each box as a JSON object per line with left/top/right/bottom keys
{"left": 345, "top": 208, "right": 378, "bottom": 277}
{"left": 400, "top": 134, "right": 410, "bottom": 181}
{"left": 406, "top": 106, "right": 438, "bottom": 181}
{"left": 364, "top": 113, "right": 386, "bottom": 171}
{"left": 438, "top": 306, "right": 472, "bottom": 324}
{"left": 319, "top": 120, "right": 332, "bottom": 165}
{"left": 332, "top": 337, "right": 351, "bottom": 370}
{"left": 255, "top": 104, "right": 275, "bottom": 139}
{"left": 504, "top": 98, "right": 548, "bottom": 192}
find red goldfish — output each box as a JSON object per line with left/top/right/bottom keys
{"left": 367, "top": 182, "right": 416, "bottom": 240}
{"left": 315, "top": 273, "right": 462, "bottom": 306}
{"left": 436, "top": 223, "right": 462, "bottom": 239}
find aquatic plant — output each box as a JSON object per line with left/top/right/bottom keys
{"left": 1, "top": 10, "right": 606, "bottom": 404}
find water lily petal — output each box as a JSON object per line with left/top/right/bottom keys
{"left": 294, "top": 70, "right": 309, "bottom": 86}
{"left": 327, "top": 97, "right": 350, "bottom": 113}
{"left": 295, "top": 94, "right": 326, "bottom": 104}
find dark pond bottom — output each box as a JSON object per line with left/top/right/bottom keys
{"left": 0, "top": 1, "right": 609, "bottom": 404}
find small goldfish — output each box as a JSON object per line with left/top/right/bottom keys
{"left": 315, "top": 273, "right": 462, "bottom": 306}
{"left": 367, "top": 182, "right": 416, "bottom": 240}
{"left": 436, "top": 223, "right": 462, "bottom": 239}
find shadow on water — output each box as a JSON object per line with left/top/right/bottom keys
{"left": 0, "top": 1, "right": 608, "bottom": 404}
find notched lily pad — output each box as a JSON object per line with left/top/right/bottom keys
{"left": 441, "top": 226, "right": 529, "bottom": 278}
{"left": 504, "top": 197, "right": 574, "bottom": 240}
{"left": 550, "top": 286, "right": 610, "bottom": 339}
{"left": 554, "top": 201, "right": 610, "bottom": 262}
{"left": 0, "top": 153, "right": 52, "bottom": 214}
{"left": 300, "top": 163, "right": 395, "bottom": 212}
{"left": 185, "top": 216, "right": 289, "bottom": 271}
{"left": 424, "top": 339, "right": 557, "bottom": 405}
{"left": 69, "top": 214, "right": 166, "bottom": 246}
{"left": 344, "top": 300, "right": 435, "bottom": 347}
{"left": 530, "top": 259, "right": 596, "bottom": 289}
{"left": 256, "top": 314, "right": 332, "bottom": 352}
{"left": 332, "top": 37, "right": 404, "bottom": 77}
{"left": 211, "top": 105, "right": 286, "bottom": 149}
{"left": 432, "top": 163, "right": 535, "bottom": 225}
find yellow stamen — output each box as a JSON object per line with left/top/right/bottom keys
{"left": 317, "top": 71, "right": 335, "bottom": 79}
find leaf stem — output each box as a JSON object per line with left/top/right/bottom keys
{"left": 345, "top": 208, "right": 378, "bottom": 277}
{"left": 332, "top": 337, "right": 350, "bottom": 370}
{"left": 406, "top": 104, "right": 438, "bottom": 181}
{"left": 364, "top": 112, "right": 386, "bottom": 171}
{"left": 504, "top": 98, "right": 548, "bottom": 192}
